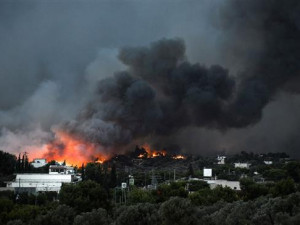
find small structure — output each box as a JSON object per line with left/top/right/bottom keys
{"left": 264, "top": 161, "right": 273, "bottom": 165}
{"left": 31, "top": 158, "right": 47, "bottom": 168}
{"left": 121, "top": 183, "right": 127, "bottom": 189}
{"left": 7, "top": 165, "right": 76, "bottom": 193}
{"left": 234, "top": 162, "right": 251, "bottom": 169}
{"left": 203, "top": 168, "right": 212, "bottom": 178}
{"left": 49, "top": 165, "right": 74, "bottom": 174}
{"left": 217, "top": 156, "right": 226, "bottom": 165}
{"left": 129, "top": 175, "right": 135, "bottom": 186}
{"left": 6, "top": 173, "right": 74, "bottom": 193}
{"left": 207, "top": 180, "right": 241, "bottom": 190}
{"left": 188, "top": 177, "right": 240, "bottom": 191}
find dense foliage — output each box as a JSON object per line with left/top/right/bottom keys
{"left": 0, "top": 178, "right": 300, "bottom": 225}
{"left": 2, "top": 150, "right": 300, "bottom": 224}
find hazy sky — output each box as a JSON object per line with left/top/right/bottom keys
{"left": 0, "top": 0, "right": 300, "bottom": 158}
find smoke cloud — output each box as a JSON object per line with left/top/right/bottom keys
{"left": 1, "top": 0, "right": 300, "bottom": 158}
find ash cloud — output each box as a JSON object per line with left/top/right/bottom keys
{"left": 0, "top": 0, "right": 221, "bottom": 156}
{"left": 64, "top": 39, "right": 236, "bottom": 146}
{"left": 65, "top": 0, "right": 300, "bottom": 156}
{"left": 218, "top": 0, "right": 300, "bottom": 127}
{"left": 1, "top": 0, "right": 300, "bottom": 157}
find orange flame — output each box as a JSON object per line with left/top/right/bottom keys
{"left": 38, "top": 130, "right": 107, "bottom": 166}
{"left": 141, "top": 144, "right": 166, "bottom": 158}
{"left": 172, "top": 155, "right": 186, "bottom": 160}
{"left": 138, "top": 154, "right": 145, "bottom": 158}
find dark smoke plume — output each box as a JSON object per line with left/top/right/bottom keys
{"left": 64, "top": 0, "right": 300, "bottom": 150}
{"left": 219, "top": 0, "right": 300, "bottom": 127}
{"left": 64, "top": 38, "right": 235, "bottom": 146}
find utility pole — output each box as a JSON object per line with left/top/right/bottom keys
{"left": 173, "top": 169, "right": 176, "bottom": 181}
{"left": 114, "top": 187, "right": 116, "bottom": 204}
{"left": 151, "top": 169, "right": 158, "bottom": 189}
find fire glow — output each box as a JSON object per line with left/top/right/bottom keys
{"left": 139, "top": 144, "right": 166, "bottom": 158}
{"left": 39, "top": 130, "right": 107, "bottom": 166}
{"left": 137, "top": 144, "right": 185, "bottom": 160}
{"left": 172, "top": 155, "right": 186, "bottom": 160}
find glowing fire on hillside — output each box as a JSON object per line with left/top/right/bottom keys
{"left": 172, "top": 155, "right": 186, "bottom": 160}
{"left": 138, "top": 144, "right": 166, "bottom": 158}
{"left": 137, "top": 144, "right": 186, "bottom": 160}
{"left": 26, "top": 132, "right": 186, "bottom": 166}
{"left": 28, "top": 130, "right": 107, "bottom": 166}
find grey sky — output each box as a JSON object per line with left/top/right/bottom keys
{"left": 0, "top": 0, "right": 299, "bottom": 158}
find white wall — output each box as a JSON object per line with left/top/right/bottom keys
{"left": 7, "top": 174, "right": 74, "bottom": 193}
{"left": 207, "top": 180, "right": 241, "bottom": 190}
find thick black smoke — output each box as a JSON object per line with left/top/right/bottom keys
{"left": 220, "top": 0, "right": 300, "bottom": 127}
{"left": 64, "top": 0, "right": 300, "bottom": 151}
{"left": 64, "top": 38, "right": 236, "bottom": 146}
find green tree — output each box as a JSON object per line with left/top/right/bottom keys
{"left": 189, "top": 186, "right": 238, "bottom": 206}
{"left": 109, "top": 163, "right": 117, "bottom": 188}
{"left": 73, "top": 208, "right": 111, "bottom": 225}
{"left": 21, "top": 154, "right": 25, "bottom": 172}
{"left": 159, "top": 197, "right": 198, "bottom": 225}
{"left": 263, "top": 169, "right": 287, "bottom": 181}
{"left": 7, "top": 220, "right": 25, "bottom": 225}
{"left": 155, "top": 182, "right": 188, "bottom": 202}
{"left": 115, "top": 203, "right": 161, "bottom": 225}
{"left": 271, "top": 178, "right": 296, "bottom": 197}
{"left": 59, "top": 180, "right": 110, "bottom": 212}
{"left": 16, "top": 154, "right": 21, "bottom": 173}
{"left": 33, "top": 205, "right": 75, "bottom": 225}
{"left": 0, "top": 150, "right": 17, "bottom": 175}
{"left": 85, "top": 162, "right": 103, "bottom": 183}
{"left": 285, "top": 162, "right": 300, "bottom": 182}
{"left": 7, "top": 205, "right": 41, "bottom": 223}
{"left": 81, "top": 163, "right": 85, "bottom": 181}
{"left": 0, "top": 197, "right": 14, "bottom": 224}
{"left": 188, "top": 180, "right": 209, "bottom": 192}
{"left": 240, "top": 178, "right": 269, "bottom": 200}
{"left": 187, "top": 163, "right": 195, "bottom": 178}
{"left": 128, "top": 187, "right": 154, "bottom": 204}
{"left": 24, "top": 154, "right": 31, "bottom": 172}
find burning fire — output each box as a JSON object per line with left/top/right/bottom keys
{"left": 140, "top": 144, "right": 166, "bottom": 158}
{"left": 138, "top": 154, "right": 145, "bottom": 158}
{"left": 137, "top": 144, "right": 186, "bottom": 160}
{"left": 29, "top": 130, "right": 107, "bottom": 166}
{"left": 137, "top": 144, "right": 167, "bottom": 158}
{"left": 172, "top": 155, "right": 186, "bottom": 160}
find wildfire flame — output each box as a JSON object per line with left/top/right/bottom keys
{"left": 137, "top": 144, "right": 186, "bottom": 160}
{"left": 29, "top": 130, "right": 107, "bottom": 166}
{"left": 138, "top": 154, "right": 145, "bottom": 158}
{"left": 172, "top": 155, "right": 186, "bottom": 160}
{"left": 140, "top": 144, "right": 166, "bottom": 158}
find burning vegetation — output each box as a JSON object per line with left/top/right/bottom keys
{"left": 40, "top": 130, "right": 107, "bottom": 166}
{"left": 29, "top": 133, "right": 186, "bottom": 166}
{"left": 132, "top": 144, "right": 186, "bottom": 160}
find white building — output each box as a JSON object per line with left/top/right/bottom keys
{"left": 234, "top": 162, "right": 251, "bottom": 169}
{"left": 264, "top": 161, "right": 273, "bottom": 165}
{"left": 7, "top": 165, "right": 76, "bottom": 193}
{"left": 217, "top": 156, "right": 226, "bottom": 165}
{"left": 31, "top": 159, "right": 47, "bottom": 168}
{"left": 6, "top": 173, "right": 74, "bottom": 193}
{"left": 49, "top": 165, "right": 74, "bottom": 175}
{"left": 207, "top": 180, "right": 241, "bottom": 190}
{"left": 188, "top": 178, "right": 241, "bottom": 191}
{"left": 203, "top": 168, "right": 212, "bottom": 178}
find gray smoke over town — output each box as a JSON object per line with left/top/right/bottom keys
{"left": 0, "top": 0, "right": 300, "bottom": 158}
